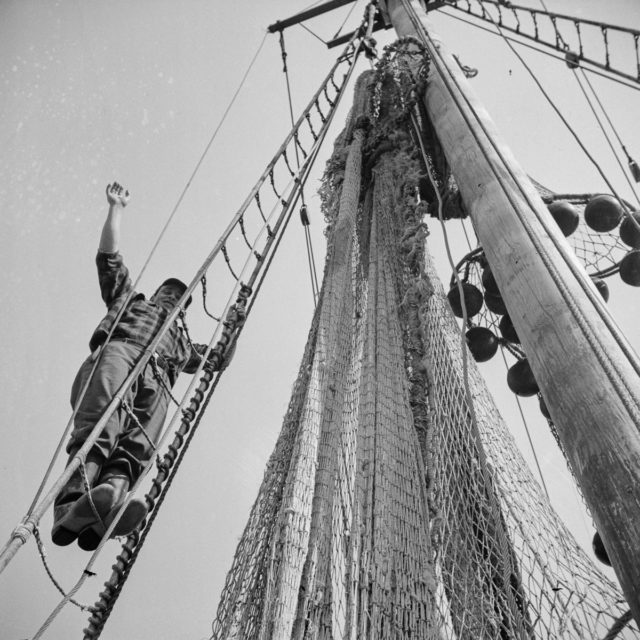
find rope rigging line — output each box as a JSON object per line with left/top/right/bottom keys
{"left": 279, "top": 29, "right": 323, "bottom": 306}
{"left": 498, "top": 347, "right": 551, "bottom": 500}
{"left": 81, "top": 25, "right": 369, "bottom": 639}
{"left": 16, "top": 29, "right": 271, "bottom": 534}
{"left": 333, "top": 0, "right": 361, "bottom": 39}
{"left": 579, "top": 69, "right": 640, "bottom": 185}
{"left": 32, "top": 568, "right": 92, "bottom": 640}
{"left": 279, "top": 31, "right": 300, "bottom": 169}
{"left": 572, "top": 70, "right": 640, "bottom": 207}
{"left": 135, "top": 28, "right": 269, "bottom": 288}
{"left": 299, "top": 22, "right": 328, "bottom": 46}
{"left": 301, "top": 205, "right": 321, "bottom": 305}
{"left": 602, "top": 609, "right": 634, "bottom": 640}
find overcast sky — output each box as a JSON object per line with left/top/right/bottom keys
{"left": 1, "top": 1, "right": 640, "bottom": 638}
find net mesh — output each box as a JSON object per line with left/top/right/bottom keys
{"left": 210, "top": 61, "right": 637, "bottom": 639}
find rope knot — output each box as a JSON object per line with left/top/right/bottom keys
{"left": 12, "top": 523, "right": 31, "bottom": 544}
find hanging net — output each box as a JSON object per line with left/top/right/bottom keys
{"left": 210, "top": 52, "right": 637, "bottom": 639}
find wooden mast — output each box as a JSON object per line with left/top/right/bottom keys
{"left": 382, "top": 0, "right": 640, "bottom": 625}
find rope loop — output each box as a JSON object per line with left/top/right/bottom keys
{"left": 200, "top": 275, "right": 221, "bottom": 322}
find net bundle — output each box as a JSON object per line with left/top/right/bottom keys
{"left": 211, "top": 59, "right": 636, "bottom": 639}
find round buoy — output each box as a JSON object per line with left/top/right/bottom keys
{"left": 592, "top": 531, "right": 611, "bottom": 566}
{"left": 481, "top": 267, "right": 500, "bottom": 295}
{"left": 447, "top": 283, "right": 483, "bottom": 318}
{"left": 499, "top": 314, "right": 519, "bottom": 343}
{"left": 539, "top": 395, "right": 551, "bottom": 420}
{"left": 548, "top": 200, "right": 579, "bottom": 236}
{"left": 620, "top": 250, "right": 640, "bottom": 286}
{"left": 584, "top": 194, "right": 623, "bottom": 232}
{"left": 619, "top": 212, "right": 640, "bottom": 248}
{"left": 466, "top": 327, "right": 499, "bottom": 362}
{"left": 507, "top": 359, "right": 539, "bottom": 397}
{"left": 591, "top": 277, "right": 610, "bottom": 302}
{"left": 484, "top": 291, "right": 508, "bottom": 315}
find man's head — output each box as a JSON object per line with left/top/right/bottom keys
{"left": 152, "top": 278, "right": 192, "bottom": 310}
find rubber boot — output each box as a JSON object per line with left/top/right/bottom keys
{"left": 77, "top": 475, "right": 148, "bottom": 551}
{"left": 51, "top": 459, "right": 102, "bottom": 546}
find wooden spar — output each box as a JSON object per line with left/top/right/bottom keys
{"left": 383, "top": 0, "right": 640, "bottom": 626}
{"left": 267, "top": 0, "right": 356, "bottom": 34}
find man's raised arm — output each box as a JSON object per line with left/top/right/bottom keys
{"left": 99, "top": 182, "right": 131, "bottom": 253}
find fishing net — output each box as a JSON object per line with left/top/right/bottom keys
{"left": 210, "top": 53, "right": 637, "bottom": 639}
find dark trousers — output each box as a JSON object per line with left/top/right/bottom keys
{"left": 66, "top": 341, "right": 170, "bottom": 487}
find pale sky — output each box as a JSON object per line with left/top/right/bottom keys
{"left": 1, "top": 1, "right": 640, "bottom": 638}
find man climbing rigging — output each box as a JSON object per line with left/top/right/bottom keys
{"left": 52, "top": 182, "right": 221, "bottom": 551}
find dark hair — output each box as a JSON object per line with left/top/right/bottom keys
{"left": 154, "top": 278, "right": 192, "bottom": 308}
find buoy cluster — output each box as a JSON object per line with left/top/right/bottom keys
{"left": 447, "top": 262, "right": 539, "bottom": 397}
{"left": 445, "top": 194, "right": 637, "bottom": 569}
{"left": 549, "top": 194, "right": 640, "bottom": 287}
{"left": 447, "top": 262, "right": 518, "bottom": 346}
{"left": 446, "top": 274, "right": 501, "bottom": 363}
{"left": 446, "top": 193, "right": 640, "bottom": 403}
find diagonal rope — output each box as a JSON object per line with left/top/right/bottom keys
{"left": 304, "top": 222, "right": 321, "bottom": 304}
{"left": 602, "top": 609, "right": 634, "bottom": 640}
{"left": 498, "top": 347, "right": 551, "bottom": 500}
{"left": 333, "top": 0, "right": 361, "bottom": 38}
{"left": 279, "top": 31, "right": 322, "bottom": 306}
{"left": 575, "top": 69, "right": 640, "bottom": 203}
{"left": 299, "top": 22, "right": 328, "bottom": 45}
{"left": 143, "top": 30, "right": 269, "bottom": 270}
